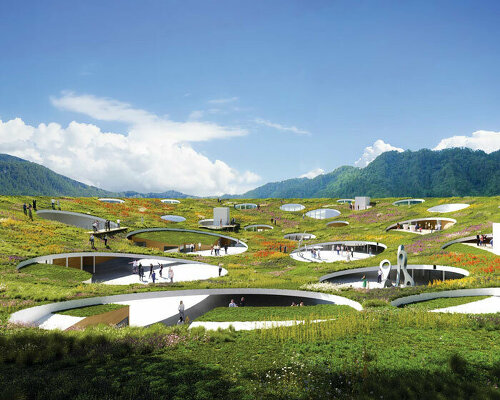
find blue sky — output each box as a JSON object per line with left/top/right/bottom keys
{"left": 1, "top": 1, "right": 499, "bottom": 195}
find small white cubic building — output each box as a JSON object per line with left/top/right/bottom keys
{"left": 493, "top": 223, "right": 500, "bottom": 255}
{"left": 213, "top": 207, "right": 230, "bottom": 227}
{"left": 354, "top": 196, "right": 371, "bottom": 210}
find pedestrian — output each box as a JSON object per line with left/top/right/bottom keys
{"left": 229, "top": 299, "right": 238, "bottom": 307}
{"left": 351, "top": 247, "right": 354, "bottom": 257}
{"left": 476, "top": 234, "right": 480, "bottom": 246}
{"left": 218, "top": 264, "right": 223, "bottom": 276}
{"left": 103, "top": 234, "right": 108, "bottom": 248}
{"left": 240, "top": 297, "right": 246, "bottom": 307}
{"left": 336, "top": 245, "right": 340, "bottom": 256}
{"left": 198, "top": 242, "right": 202, "bottom": 251}
{"left": 132, "top": 260, "right": 138, "bottom": 274}
{"left": 178, "top": 301, "right": 185, "bottom": 323}
{"left": 89, "top": 234, "right": 95, "bottom": 250}
{"left": 158, "top": 263, "right": 163, "bottom": 278}
{"left": 168, "top": 266, "right": 174, "bottom": 283}
{"left": 361, "top": 275, "right": 367, "bottom": 289}
{"left": 284, "top": 246, "right": 287, "bottom": 253}
{"left": 32, "top": 199, "right": 37, "bottom": 210}
{"left": 117, "top": 219, "right": 121, "bottom": 228}
{"left": 138, "top": 263, "right": 144, "bottom": 280}
{"left": 23, "top": 203, "right": 27, "bottom": 215}
{"left": 224, "top": 245, "right": 228, "bottom": 254}
{"left": 377, "top": 268, "right": 382, "bottom": 284}
{"left": 152, "top": 271, "right": 156, "bottom": 283}
{"left": 279, "top": 244, "right": 282, "bottom": 252}
{"left": 210, "top": 245, "right": 214, "bottom": 255}
{"left": 92, "top": 221, "right": 98, "bottom": 232}
{"left": 28, "top": 205, "right": 33, "bottom": 221}
{"left": 149, "top": 264, "right": 154, "bottom": 279}
{"left": 51, "top": 199, "right": 55, "bottom": 209}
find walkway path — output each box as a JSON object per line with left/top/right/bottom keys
{"left": 431, "top": 296, "right": 500, "bottom": 314}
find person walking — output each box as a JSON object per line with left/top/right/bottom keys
{"left": 149, "top": 264, "right": 154, "bottom": 279}
{"left": 218, "top": 263, "right": 223, "bottom": 276}
{"left": 178, "top": 301, "right": 185, "bottom": 323}
{"left": 361, "top": 275, "right": 367, "bottom": 289}
{"left": 228, "top": 299, "right": 237, "bottom": 307}
{"left": 240, "top": 297, "right": 246, "bottom": 307}
{"left": 23, "top": 203, "right": 27, "bottom": 216}
{"left": 224, "top": 244, "right": 228, "bottom": 254}
{"left": 168, "top": 267, "right": 174, "bottom": 283}
{"left": 138, "top": 263, "right": 144, "bottom": 281}
{"left": 89, "top": 234, "right": 95, "bottom": 250}
{"left": 32, "top": 199, "right": 37, "bottom": 211}
{"left": 27, "top": 204, "right": 33, "bottom": 221}
{"left": 158, "top": 263, "right": 163, "bottom": 278}
{"left": 51, "top": 199, "right": 55, "bottom": 210}
{"left": 377, "top": 268, "right": 382, "bottom": 284}
{"left": 103, "top": 234, "right": 108, "bottom": 248}
{"left": 151, "top": 271, "right": 156, "bottom": 284}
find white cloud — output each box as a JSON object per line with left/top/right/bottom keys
{"left": 208, "top": 97, "right": 239, "bottom": 104}
{"left": 299, "top": 168, "right": 325, "bottom": 179}
{"left": 355, "top": 139, "right": 404, "bottom": 168}
{"left": 433, "top": 130, "right": 500, "bottom": 153}
{"left": 254, "top": 118, "right": 310, "bottom": 136}
{"left": 0, "top": 93, "right": 260, "bottom": 196}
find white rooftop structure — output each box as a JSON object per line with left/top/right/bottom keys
{"left": 213, "top": 207, "right": 230, "bottom": 227}
{"left": 493, "top": 223, "right": 500, "bottom": 255}
{"left": 354, "top": 196, "right": 370, "bottom": 210}
{"left": 427, "top": 203, "right": 470, "bottom": 213}
{"left": 393, "top": 198, "right": 425, "bottom": 206}
{"left": 235, "top": 203, "right": 257, "bottom": 210}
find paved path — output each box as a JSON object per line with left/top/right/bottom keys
{"left": 290, "top": 250, "right": 374, "bottom": 263}
{"left": 189, "top": 319, "right": 331, "bottom": 331}
{"left": 431, "top": 296, "right": 500, "bottom": 314}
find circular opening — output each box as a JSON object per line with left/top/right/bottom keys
{"left": 326, "top": 220, "right": 349, "bottom": 227}
{"left": 387, "top": 218, "right": 456, "bottom": 233}
{"left": 337, "top": 199, "right": 354, "bottom": 204}
{"left": 320, "top": 264, "right": 468, "bottom": 288}
{"left": 244, "top": 224, "right": 274, "bottom": 231}
{"left": 161, "top": 199, "right": 180, "bottom": 204}
{"left": 427, "top": 204, "right": 470, "bottom": 213}
{"left": 291, "top": 241, "right": 386, "bottom": 263}
{"left": 98, "top": 198, "right": 125, "bottom": 204}
{"left": 393, "top": 198, "right": 425, "bottom": 206}
{"left": 284, "top": 233, "right": 316, "bottom": 241}
{"left": 161, "top": 215, "right": 186, "bottom": 222}
{"left": 235, "top": 203, "right": 257, "bottom": 210}
{"left": 305, "top": 208, "right": 341, "bottom": 219}
{"left": 280, "top": 203, "right": 305, "bottom": 212}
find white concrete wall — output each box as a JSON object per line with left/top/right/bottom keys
{"left": 493, "top": 223, "right": 500, "bottom": 255}
{"left": 355, "top": 196, "right": 370, "bottom": 210}
{"left": 213, "top": 207, "right": 230, "bottom": 226}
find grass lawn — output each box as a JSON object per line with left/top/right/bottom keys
{"left": 401, "top": 295, "right": 490, "bottom": 310}
{"left": 56, "top": 303, "right": 127, "bottom": 317}
{"left": 195, "top": 304, "right": 356, "bottom": 321}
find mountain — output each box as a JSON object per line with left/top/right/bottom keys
{"left": 237, "top": 148, "right": 500, "bottom": 198}
{"left": 0, "top": 154, "right": 192, "bottom": 198}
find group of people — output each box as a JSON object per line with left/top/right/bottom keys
{"left": 290, "top": 301, "right": 305, "bottom": 307}
{"left": 210, "top": 243, "right": 228, "bottom": 256}
{"left": 335, "top": 244, "right": 355, "bottom": 259}
{"left": 92, "top": 219, "right": 114, "bottom": 232}
{"left": 89, "top": 233, "right": 109, "bottom": 250}
{"left": 50, "top": 199, "right": 60, "bottom": 210}
{"left": 228, "top": 297, "right": 246, "bottom": 307}
{"left": 132, "top": 260, "right": 175, "bottom": 284}
{"left": 476, "top": 234, "right": 492, "bottom": 247}
{"left": 22, "top": 203, "right": 34, "bottom": 221}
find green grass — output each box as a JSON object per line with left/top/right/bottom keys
{"left": 195, "top": 304, "right": 356, "bottom": 322}
{"left": 401, "top": 295, "right": 490, "bottom": 310}
{"left": 56, "top": 303, "right": 127, "bottom": 317}
{"left": 136, "top": 230, "right": 225, "bottom": 246}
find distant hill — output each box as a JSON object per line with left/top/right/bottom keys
{"left": 0, "top": 154, "right": 191, "bottom": 198}
{"left": 237, "top": 148, "right": 500, "bottom": 198}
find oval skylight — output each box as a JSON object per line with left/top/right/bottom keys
{"left": 305, "top": 208, "right": 341, "bottom": 219}
{"left": 427, "top": 204, "right": 470, "bottom": 213}
{"left": 161, "top": 215, "right": 186, "bottom": 222}
{"left": 280, "top": 203, "right": 305, "bottom": 212}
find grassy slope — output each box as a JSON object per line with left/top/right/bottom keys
{"left": 0, "top": 195, "right": 498, "bottom": 398}
{"left": 56, "top": 303, "right": 126, "bottom": 317}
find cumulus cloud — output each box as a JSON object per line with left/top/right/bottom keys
{"left": 355, "top": 139, "right": 404, "bottom": 168}
{"left": 299, "top": 168, "right": 325, "bottom": 179}
{"left": 254, "top": 118, "right": 310, "bottom": 136}
{"left": 433, "top": 130, "right": 500, "bottom": 153}
{"left": 0, "top": 93, "right": 260, "bottom": 196}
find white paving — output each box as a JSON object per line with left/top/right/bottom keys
{"left": 100, "top": 259, "right": 227, "bottom": 285}
{"left": 290, "top": 250, "right": 374, "bottom": 263}
{"left": 37, "top": 313, "right": 85, "bottom": 330}
{"left": 189, "top": 319, "right": 331, "bottom": 331}
{"left": 462, "top": 243, "right": 499, "bottom": 255}
{"left": 115, "top": 295, "right": 209, "bottom": 326}
{"left": 431, "top": 296, "right": 500, "bottom": 314}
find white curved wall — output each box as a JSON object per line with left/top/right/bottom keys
{"left": 427, "top": 203, "right": 469, "bottom": 213}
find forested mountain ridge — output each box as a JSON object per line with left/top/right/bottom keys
{"left": 238, "top": 148, "right": 500, "bottom": 198}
